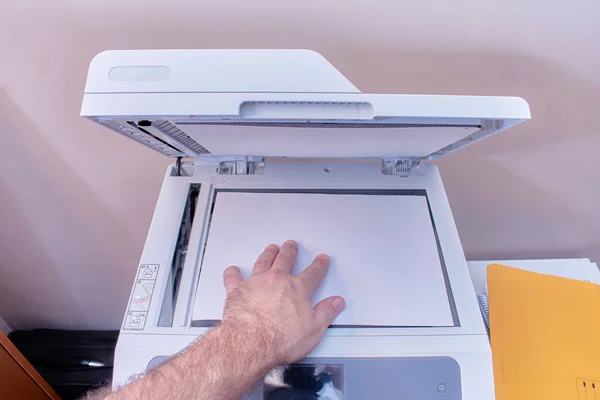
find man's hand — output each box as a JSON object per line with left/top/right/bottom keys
{"left": 221, "top": 240, "right": 345, "bottom": 366}
{"left": 104, "top": 240, "right": 343, "bottom": 400}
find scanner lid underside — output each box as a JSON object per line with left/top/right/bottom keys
{"left": 82, "top": 49, "right": 531, "bottom": 160}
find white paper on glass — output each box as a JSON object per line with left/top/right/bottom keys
{"left": 192, "top": 192, "right": 454, "bottom": 327}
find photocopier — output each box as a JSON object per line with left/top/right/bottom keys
{"left": 81, "top": 49, "right": 530, "bottom": 399}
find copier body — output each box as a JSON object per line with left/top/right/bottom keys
{"left": 81, "top": 49, "right": 530, "bottom": 399}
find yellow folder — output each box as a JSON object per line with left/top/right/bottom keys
{"left": 488, "top": 264, "right": 600, "bottom": 400}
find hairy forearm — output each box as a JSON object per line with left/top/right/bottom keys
{"left": 107, "top": 322, "right": 274, "bottom": 400}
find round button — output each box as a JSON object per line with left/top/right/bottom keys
{"left": 436, "top": 382, "right": 447, "bottom": 393}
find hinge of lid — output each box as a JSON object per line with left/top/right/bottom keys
{"left": 380, "top": 159, "right": 420, "bottom": 177}
{"left": 217, "top": 156, "right": 265, "bottom": 175}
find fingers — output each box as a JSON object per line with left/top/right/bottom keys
{"left": 223, "top": 266, "right": 244, "bottom": 296}
{"left": 252, "top": 244, "right": 280, "bottom": 275}
{"left": 271, "top": 240, "right": 298, "bottom": 273}
{"left": 299, "top": 254, "right": 330, "bottom": 295}
{"left": 314, "top": 296, "right": 345, "bottom": 329}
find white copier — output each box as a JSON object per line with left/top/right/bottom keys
{"left": 81, "top": 49, "right": 530, "bottom": 399}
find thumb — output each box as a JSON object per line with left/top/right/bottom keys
{"left": 223, "top": 266, "right": 244, "bottom": 296}
{"left": 314, "top": 296, "right": 345, "bottom": 329}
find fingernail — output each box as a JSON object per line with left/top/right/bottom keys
{"left": 266, "top": 244, "right": 279, "bottom": 251}
{"left": 283, "top": 240, "right": 298, "bottom": 248}
{"left": 332, "top": 297, "right": 345, "bottom": 313}
{"left": 316, "top": 254, "right": 330, "bottom": 264}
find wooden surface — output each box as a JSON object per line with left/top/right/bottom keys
{"left": 0, "top": 331, "right": 60, "bottom": 400}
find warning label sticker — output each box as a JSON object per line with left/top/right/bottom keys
{"left": 129, "top": 280, "right": 155, "bottom": 312}
{"left": 138, "top": 264, "right": 159, "bottom": 280}
{"left": 124, "top": 311, "right": 147, "bottom": 330}
{"left": 124, "top": 264, "right": 159, "bottom": 330}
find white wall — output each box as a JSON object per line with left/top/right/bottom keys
{"left": 0, "top": 0, "right": 598, "bottom": 330}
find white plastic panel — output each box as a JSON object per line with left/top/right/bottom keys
{"left": 85, "top": 49, "right": 359, "bottom": 94}
{"left": 109, "top": 66, "right": 171, "bottom": 82}
{"left": 113, "top": 333, "right": 494, "bottom": 400}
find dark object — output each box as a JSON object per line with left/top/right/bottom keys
{"left": 282, "top": 365, "right": 329, "bottom": 393}
{"left": 8, "top": 329, "right": 119, "bottom": 400}
{"left": 265, "top": 388, "right": 319, "bottom": 400}
{"left": 264, "top": 365, "right": 340, "bottom": 400}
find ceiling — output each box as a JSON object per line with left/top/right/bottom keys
{"left": 0, "top": 0, "right": 599, "bottom": 330}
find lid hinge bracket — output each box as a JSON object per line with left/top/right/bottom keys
{"left": 217, "top": 156, "right": 265, "bottom": 175}
{"left": 380, "top": 159, "right": 420, "bottom": 177}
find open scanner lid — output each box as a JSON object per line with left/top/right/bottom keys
{"left": 81, "top": 50, "right": 531, "bottom": 159}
